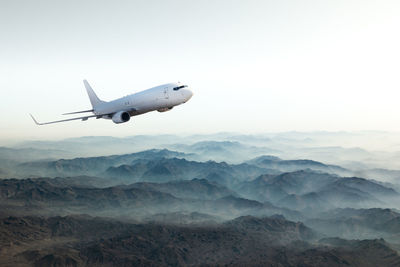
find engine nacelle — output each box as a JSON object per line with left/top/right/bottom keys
{"left": 112, "top": 111, "right": 130, "bottom": 124}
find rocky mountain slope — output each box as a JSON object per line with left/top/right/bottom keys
{"left": 2, "top": 214, "right": 399, "bottom": 267}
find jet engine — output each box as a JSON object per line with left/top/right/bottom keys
{"left": 112, "top": 111, "right": 130, "bottom": 124}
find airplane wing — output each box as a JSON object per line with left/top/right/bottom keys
{"left": 30, "top": 114, "right": 99, "bottom": 125}
{"left": 62, "top": 109, "right": 94, "bottom": 115}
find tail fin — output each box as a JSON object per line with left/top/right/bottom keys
{"left": 83, "top": 80, "right": 104, "bottom": 108}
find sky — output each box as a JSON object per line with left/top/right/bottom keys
{"left": 1, "top": 0, "right": 400, "bottom": 142}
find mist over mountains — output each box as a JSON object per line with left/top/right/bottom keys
{"left": 3, "top": 132, "right": 400, "bottom": 266}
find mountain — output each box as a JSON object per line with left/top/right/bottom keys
{"left": 104, "top": 157, "right": 274, "bottom": 186}
{"left": 306, "top": 208, "right": 400, "bottom": 240}
{"left": 313, "top": 177, "right": 400, "bottom": 209}
{"left": 0, "top": 178, "right": 299, "bottom": 221}
{"left": 238, "top": 174, "right": 289, "bottom": 202}
{"left": 0, "top": 178, "right": 181, "bottom": 217}
{"left": 14, "top": 132, "right": 400, "bottom": 170}
{"left": 15, "top": 149, "right": 273, "bottom": 187}
{"left": 5, "top": 134, "right": 400, "bottom": 266}
{"left": 238, "top": 170, "right": 399, "bottom": 211}
{"left": 279, "top": 192, "right": 329, "bottom": 211}
{"left": 33, "top": 176, "right": 117, "bottom": 188}
{"left": 127, "top": 178, "right": 238, "bottom": 200}
{"left": 316, "top": 238, "right": 400, "bottom": 267}
{"left": 225, "top": 215, "right": 316, "bottom": 243}
{"left": 214, "top": 195, "right": 265, "bottom": 210}
{"left": 16, "top": 149, "right": 189, "bottom": 178}
{"left": 144, "top": 211, "right": 221, "bottom": 225}
{"left": 1, "top": 214, "right": 315, "bottom": 266}
{"left": 287, "top": 179, "right": 388, "bottom": 211}
{"left": 2, "top": 214, "right": 399, "bottom": 267}
{"left": 247, "top": 155, "right": 348, "bottom": 175}
{"left": 262, "top": 170, "right": 338, "bottom": 195}
{"left": 331, "top": 177, "right": 399, "bottom": 199}
{"left": 169, "top": 140, "right": 280, "bottom": 163}
{"left": 239, "top": 170, "right": 338, "bottom": 203}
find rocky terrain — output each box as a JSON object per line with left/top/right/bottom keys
{"left": 2, "top": 214, "right": 400, "bottom": 267}
{"left": 2, "top": 134, "right": 400, "bottom": 266}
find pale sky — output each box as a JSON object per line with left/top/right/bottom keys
{"left": 1, "top": 0, "right": 400, "bottom": 142}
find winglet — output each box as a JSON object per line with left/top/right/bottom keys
{"left": 30, "top": 114, "right": 42, "bottom": 125}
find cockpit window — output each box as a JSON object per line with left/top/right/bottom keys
{"left": 173, "top": 85, "right": 188, "bottom": 91}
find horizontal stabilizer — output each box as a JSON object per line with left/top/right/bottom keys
{"left": 62, "top": 109, "right": 94, "bottom": 115}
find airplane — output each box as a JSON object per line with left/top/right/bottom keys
{"left": 30, "top": 80, "right": 193, "bottom": 125}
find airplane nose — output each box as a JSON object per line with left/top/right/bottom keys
{"left": 185, "top": 88, "right": 193, "bottom": 100}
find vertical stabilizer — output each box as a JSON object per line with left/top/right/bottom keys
{"left": 83, "top": 80, "right": 104, "bottom": 108}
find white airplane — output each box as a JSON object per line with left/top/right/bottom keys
{"left": 30, "top": 80, "right": 193, "bottom": 125}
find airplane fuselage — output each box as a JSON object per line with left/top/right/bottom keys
{"left": 95, "top": 83, "right": 193, "bottom": 118}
